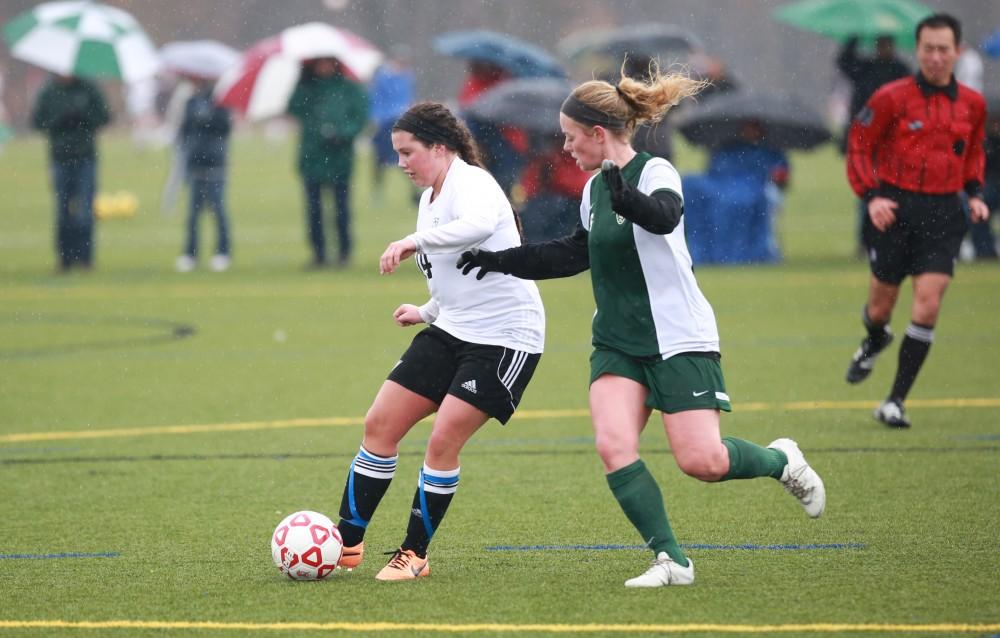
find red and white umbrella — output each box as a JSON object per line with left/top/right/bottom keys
{"left": 215, "top": 22, "right": 382, "bottom": 121}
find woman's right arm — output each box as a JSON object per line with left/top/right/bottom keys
{"left": 456, "top": 223, "right": 590, "bottom": 281}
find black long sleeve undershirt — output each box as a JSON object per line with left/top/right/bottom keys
{"left": 491, "top": 224, "right": 591, "bottom": 280}
{"left": 488, "top": 189, "right": 684, "bottom": 280}
{"left": 622, "top": 189, "right": 684, "bottom": 235}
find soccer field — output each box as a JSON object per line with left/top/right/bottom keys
{"left": 1, "top": 134, "right": 998, "bottom": 637}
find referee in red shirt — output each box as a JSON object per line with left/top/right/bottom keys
{"left": 844, "top": 13, "right": 988, "bottom": 428}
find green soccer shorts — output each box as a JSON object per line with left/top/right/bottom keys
{"left": 590, "top": 347, "right": 732, "bottom": 414}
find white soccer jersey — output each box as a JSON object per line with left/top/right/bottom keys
{"left": 580, "top": 155, "right": 720, "bottom": 359}
{"left": 406, "top": 158, "right": 545, "bottom": 353}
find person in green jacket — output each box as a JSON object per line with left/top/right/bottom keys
{"left": 288, "top": 58, "right": 369, "bottom": 268}
{"left": 31, "top": 74, "right": 110, "bottom": 271}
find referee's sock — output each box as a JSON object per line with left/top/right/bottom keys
{"left": 862, "top": 305, "right": 893, "bottom": 353}
{"left": 337, "top": 446, "right": 398, "bottom": 547}
{"left": 889, "top": 322, "right": 934, "bottom": 404}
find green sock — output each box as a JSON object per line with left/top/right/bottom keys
{"left": 720, "top": 437, "right": 787, "bottom": 481}
{"left": 606, "top": 459, "right": 687, "bottom": 566}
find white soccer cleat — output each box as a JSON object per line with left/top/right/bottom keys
{"left": 175, "top": 254, "right": 196, "bottom": 273}
{"left": 210, "top": 254, "right": 231, "bottom": 272}
{"left": 624, "top": 552, "right": 694, "bottom": 588}
{"left": 769, "top": 438, "right": 825, "bottom": 518}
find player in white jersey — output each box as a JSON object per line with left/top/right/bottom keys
{"left": 458, "top": 67, "right": 826, "bottom": 587}
{"left": 333, "top": 102, "right": 545, "bottom": 581}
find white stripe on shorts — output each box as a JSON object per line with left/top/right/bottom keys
{"left": 499, "top": 349, "right": 527, "bottom": 389}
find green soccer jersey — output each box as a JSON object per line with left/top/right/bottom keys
{"left": 581, "top": 152, "right": 720, "bottom": 359}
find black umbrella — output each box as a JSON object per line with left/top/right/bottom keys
{"left": 560, "top": 23, "right": 702, "bottom": 64}
{"left": 463, "top": 78, "right": 574, "bottom": 135}
{"left": 675, "top": 92, "right": 831, "bottom": 150}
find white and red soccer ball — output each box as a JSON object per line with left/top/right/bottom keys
{"left": 271, "top": 510, "right": 343, "bottom": 580}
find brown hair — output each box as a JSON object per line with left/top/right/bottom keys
{"left": 567, "top": 61, "right": 707, "bottom": 137}
{"left": 393, "top": 102, "right": 484, "bottom": 168}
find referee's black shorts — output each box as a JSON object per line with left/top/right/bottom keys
{"left": 863, "top": 185, "right": 967, "bottom": 285}
{"left": 387, "top": 325, "right": 541, "bottom": 425}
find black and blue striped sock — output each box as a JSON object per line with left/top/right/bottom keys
{"left": 337, "top": 446, "right": 397, "bottom": 547}
{"left": 402, "top": 464, "right": 460, "bottom": 558}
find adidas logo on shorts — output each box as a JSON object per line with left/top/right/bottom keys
{"left": 461, "top": 380, "right": 478, "bottom": 394}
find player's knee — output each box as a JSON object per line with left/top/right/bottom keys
{"left": 912, "top": 298, "right": 941, "bottom": 324}
{"left": 362, "top": 408, "right": 399, "bottom": 452}
{"left": 594, "top": 433, "right": 634, "bottom": 471}
{"left": 676, "top": 448, "right": 728, "bottom": 482}
{"left": 424, "top": 432, "right": 461, "bottom": 467}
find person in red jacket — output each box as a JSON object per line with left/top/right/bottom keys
{"left": 844, "top": 13, "right": 989, "bottom": 428}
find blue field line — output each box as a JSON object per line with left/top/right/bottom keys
{"left": 0, "top": 552, "right": 119, "bottom": 560}
{"left": 485, "top": 543, "right": 864, "bottom": 552}
{"left": 950, "top": 433, "right": 1000, "bottom": 441}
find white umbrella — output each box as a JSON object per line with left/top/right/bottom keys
{"left": 160, "top": 40, "right": 240, "bottom": 80}
{"left": 2, "top": 1, "right": 159, "bottom": 83}
{"left": 215, "top": 22, "right": 382, "bottom": 121}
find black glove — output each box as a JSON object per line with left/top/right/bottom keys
{"left": 599, "top": 158, "right": 684, "bottom": 235}
{"left": 601, "top": 159, "right": 638, "bottom": 213}
{"left": 456, "top": 248, "right": 502, "bottom": 280}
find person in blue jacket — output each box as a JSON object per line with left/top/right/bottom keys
{"left": 684, "top": 120, "right": 789, "bottom": 264}
{"left": 175, "top": 77, "right": 233, "bottom": 273}
{"left": 370, "top": 49, "right": 415, "bottom": 197}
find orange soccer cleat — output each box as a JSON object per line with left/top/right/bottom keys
{"left": 337, "top": 542, "right": 364, "bottom": 571}
{"left": 375, "top": 548, "right": 430, "bottom": 581}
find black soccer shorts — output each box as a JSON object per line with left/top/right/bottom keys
{"left": 863, "top": 186, "right": 966, "bottom": 285}
{"left": 387, "top": 325, "right": 541, "bottom": 424}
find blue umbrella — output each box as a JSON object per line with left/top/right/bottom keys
{"left": 433, "top": 30, "right": 565, "bottom": 79}
{"left": 984, "top": 28, "right": 1000, "bottom": 58}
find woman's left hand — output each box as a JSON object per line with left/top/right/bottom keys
{"left": 380, "top": 238, "right": 418, "bottom": 274}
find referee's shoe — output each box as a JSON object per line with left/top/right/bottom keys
{"left": 846, "top": 327, "right": 894, "bottom": 384}
{"left": 874, "top": 399, "right": 911, "bottom": 428}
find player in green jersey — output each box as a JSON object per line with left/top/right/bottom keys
{"left": 457, "top": 64, "right": 826, "bottom": 587}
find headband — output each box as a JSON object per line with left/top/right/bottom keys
{"left": 560, "top": 94, "right": 628, "bottom": 130}
{"left": 394, "top": 112, "right": 455, "bottom": 148}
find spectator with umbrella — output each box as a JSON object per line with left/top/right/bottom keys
{"left": 287, "top": 57, "right": 369, "bottom": 269}
{"left": 836, "top": 35, "right": 911, "bottom": 151}
{"left": 164, "top": 43, "right": 239, "bottom": 274}
{"left": 675, "top": 92, "right": 830, "bottom": 264}
{"left": 836, "top": 35, "right": 910, "bottom": 255}
{"left": 213, "top": 23, "right": 380, "bottom": 269}
{"left": 30, "top": 71, "right": 110, "bottom": 272}
{"left": 4, "top": 1, "right": 159, "bottom": 271}
{"left": 434, "top": 30, "right": 565, "bottom": 196}
{"left": 464, "top": 77, "right": 588, "bottom": 242}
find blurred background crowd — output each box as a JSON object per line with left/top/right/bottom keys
{"left": 1, "top": 0, "right": 999, "bottom": 272}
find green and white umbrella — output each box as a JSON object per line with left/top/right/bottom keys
{"left": 2, "top": 1, "right": 159, "bottom": 83}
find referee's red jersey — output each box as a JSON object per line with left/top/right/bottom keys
{"left": 847, "top": 74, "right": 986, "bottom": 198}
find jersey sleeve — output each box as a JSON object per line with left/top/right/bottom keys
{"left": 580, "top": 174, "right": 596, "bottom": 231}
{"left": 846, "top": 86, "right": 896, "bottom": 198}
{"left": 408, "top": 170, "right": 502, "bottom": 254}
{"left": 963, "top": 97, "right": 987, "bottom": 195}
{"left": 418, "top": 298, "right": 440, "bottom": 324}
{"left": 638, "top": 158, "right": 684, "bottom": 201}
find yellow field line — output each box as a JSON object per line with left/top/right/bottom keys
{"left": 2, "top": 398, "right": 998, "bottom": 445}
{"left": 1, "top": 620, "right": 999, "bottom": 634}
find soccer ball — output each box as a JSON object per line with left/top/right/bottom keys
{"left": 270, "top": 510, "right": 343, "bottom": 580}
